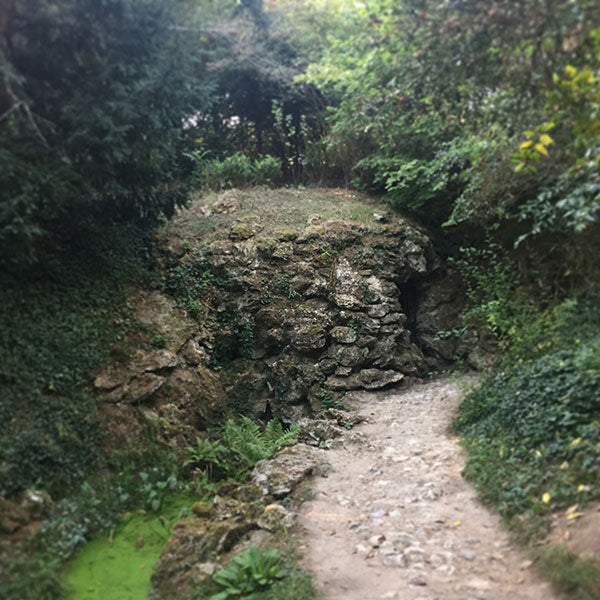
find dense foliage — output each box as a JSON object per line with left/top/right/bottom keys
{"left": 0, "top": 227, "right": 153, "bottom": 497}
{"left": 2, "top": 0, "right": 600, "bottom": 597}
{"left": 301, "top": 0, "right": 600, "bottom": 243}
{"left": 0, "top": 0, "right": 215, "bottom": 264}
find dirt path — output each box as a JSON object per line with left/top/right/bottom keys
{"left": 298, "top": 378, "right": 557, "bottom": 600}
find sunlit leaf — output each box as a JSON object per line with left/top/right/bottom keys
{"left": 566, "top": 512, "right": 584, "bottom": 520}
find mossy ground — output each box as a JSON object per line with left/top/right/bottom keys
{"left": 162, "top": 187, "right": 399, "bottom": 247}
{"left": 63, "top": 494, "right": 193, "bottom": 600}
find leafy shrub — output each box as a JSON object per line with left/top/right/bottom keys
{"left": 253, "top": 155, "right": 283, "bottom": 185}
{"left": 0, "top": 0, "right": 206, "bottom": 265}
{"left": 517, "top": 165, "right": 600, "bottom": 244}
{"left": 0, "top": 225, "right": 152, "bottom": 497}
{"left": 352, "top": 137, "right": 470, "bottom": 225}
{"left": 191, "top": 153, "right": 283, "bottom": 190}
{"left": 452, "top": 241, "right": 522, "bottom": 350}
{"left": 223, "top": 418, "right": 300, "bottom": 467}
{"left": 455, "top": 341, "right": 600, "bottom": 518}
{"left": 208, "top": 545, "right": 284, "bottom": 600}
{"left": 184, "top": 418, "right": 301, "bottom": 484}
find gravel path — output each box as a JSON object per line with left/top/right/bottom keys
{"left": 299, "top": 378, "right": 557, "bottom": 600}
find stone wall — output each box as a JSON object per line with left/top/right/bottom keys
{"left": 93, "top": 194, "right": 469, "bottom": 452}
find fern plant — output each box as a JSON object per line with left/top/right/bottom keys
{"left": 184, "top": 419, "right": 301, "bottom": 483}
{"left": 223, "top": 418, "right": 300, "bottom": 467}
{"left": 184, "top": 437, "right": 228, "bottom": 480}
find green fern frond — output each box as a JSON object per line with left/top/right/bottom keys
{"left": 223, "top": 418, "right": 301, "bottom": 467}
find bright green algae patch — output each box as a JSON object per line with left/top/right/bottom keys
{"left": 63, "top": 494, "right": 193, "bottom": 600}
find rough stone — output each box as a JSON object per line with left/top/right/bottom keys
{"left": 335, "top": 366, "right": 353, "bottom": 376}
{"left": 326, "top": 344, "right": 367, "bottom": 368}
{"left": 130, "top": 349, "right": 178, "bottom": 373}
{"left": 230, "top": 220, "right": 262, "bottom": 240}
{"left": 271, "top": 242, "right": 294, "bottom": 260}
{"left": 0, "top": 490, "right": 51, "bottom": 535}
{"left": 325, "top": 369, "right": 404, "bottom": 391}
{"left": 257, "top": 504, "right": 295, "bottom": 532}
{"left": 192, "top": 502, "right": 213, "bottom": 519}
{"left": 252, "top": 444, "right": 329, "bottom": 498}
{"left": 290, "top": 321, "right": 327, "bottom": 353}
{"left": 330, "top": 326, "right": 358, "bottom": 344}
{"left": 382, "top": 312, "right": 406, "bottom": 325}
{"left": 126, "top": 373, "right": 165, "bottom": 403}
{"left": 367, "top": 304, "right": 390, "bottom": 318}
{"left": 150, "top": 518, "right": 255, "bottom": 599}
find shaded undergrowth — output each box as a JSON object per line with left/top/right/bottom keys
{"left": 454, "top": 290, "right": 600, "bottom": 599}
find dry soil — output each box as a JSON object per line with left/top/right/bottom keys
{"left": 299, "top": 377, "right": 557, "bottom": 600}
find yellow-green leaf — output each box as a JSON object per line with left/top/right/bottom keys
{"left": 520, "top": 140, "right": 533, "bottom": 149}
{"left": 570, "top": 437, "right": 583, "bottom": 446}
{"left": 542, "top": 493, "right": 551, "bottom": 504}
{"left": 539, "top": 134, "right": 553, "bottom": 146}
{"left": 566, "top": 512, "right": 583, "bottom": 520}
{"left": 534, "top": 143, "right": 549, "bottom": 156}
{"left": 565, "top": 65, "right": 577, "bottom": 78}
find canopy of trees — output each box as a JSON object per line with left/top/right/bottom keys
{"left": 2, "top": 0, "right": 599, "bottom": 285}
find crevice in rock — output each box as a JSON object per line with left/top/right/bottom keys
{"left": 398, "top": 279, "right": 421, "bottom": 345}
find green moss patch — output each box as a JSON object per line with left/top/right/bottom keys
{"left": 63, "top": 494, "right": 192, "bottom": 600}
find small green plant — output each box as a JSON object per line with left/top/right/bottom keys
{"left": 188, "top": 300, "right": 204, "bottom": 320}
{"left": 346, "top": 317, "right": 360, "bottom": 331}
{"left": 153, "top": 333, "right": 169, "bottom": 349}
{"left": 223, "top": 418, "right": 301, "bottom": 467}
{"left": 208, "top": 545, "right": 284, "bottom": 600}
{"left": 319, "top": 389, "right": 347, "bottom": 411}
{"left": 184, "top": 437, "right": 228, "bottom": 480}
{"left": 274, "top": 276, "right": 301, "bottom": 300}
{"left": 236, "top": 318, "right": 255, "bottom": 359}
{"left": 183, "top": 418, "right": 301, "bottom": 485}
{"left": 538, "top": 545, "right": 600, "bottom": 600}
{"left": 139, "top": 471, "right": 179, "bottom": 512}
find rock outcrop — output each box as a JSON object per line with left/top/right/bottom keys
{"left": 148, "top": 443, "right": 328, "bottom": 600}
{"left": 153, "top": 190, "right": 461, "bottom": 421}
{"left": 93, "top": 189, "right": 468, "bottom": 450}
